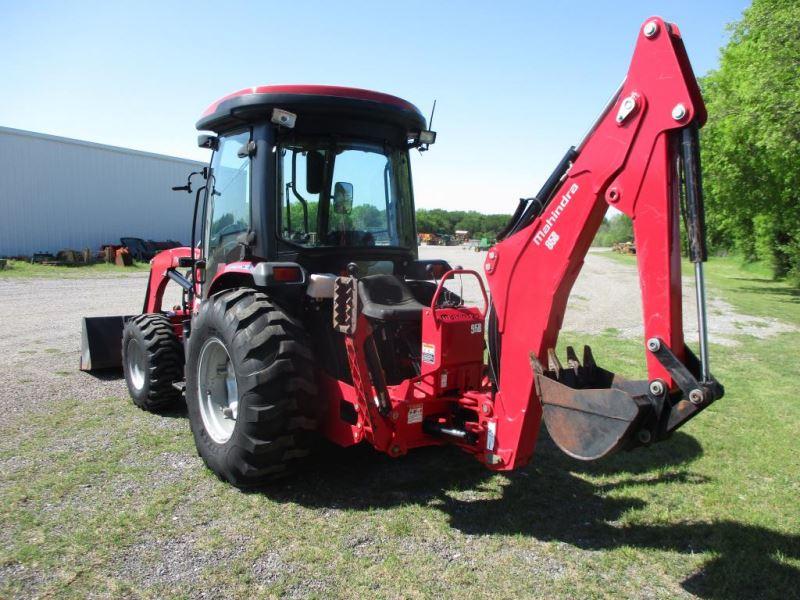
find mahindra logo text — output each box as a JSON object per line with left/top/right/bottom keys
{"left": 533, "top": 183, "right": 579, "bottom": 248}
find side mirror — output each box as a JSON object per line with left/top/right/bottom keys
{"left": 306, "top": 151, "right": 324, "bottom": 194}
{"left": 333, "top": 182, "right": 353, "bottom": 214}
{"left": 197, "top": 134, "right": 219, "bottom": 150}
{"left": 237, "top": 140, "right": 256, "bottom": 159}
{"left": 194, "top": 259, "right": 207, "bottom": 285}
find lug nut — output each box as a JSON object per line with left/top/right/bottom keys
{"left": 649, "top": 380, "right": 665, "bottom": 396}
{"left": 647, "top": 338, "right": 661, "bottom": 352}
{"left": 689, "top": 389, "right": 704, "bottom": 405}
{"left": 672, "top": 103, "right": 687, "bottom": 121}
{"left": 643, "top": 21, "right": 659, "bottom": 38}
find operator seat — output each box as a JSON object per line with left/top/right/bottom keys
{"left": 358, "top": 274, "right": 425, "bottom": 322}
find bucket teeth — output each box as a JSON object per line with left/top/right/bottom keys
{"left": 582, "top": 345, "right": 597, "bottom": 373}
{"left": 547, "top": 348, "right": 563, "bottom": 378}
{"left": 534, "top": 345, "right": 598, "bottom": 381}
{"left": 566, "top": 346, "right": 581, "bottom": 374}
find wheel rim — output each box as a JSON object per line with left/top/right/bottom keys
{"left": 197, "top": 337, "right": 238, "bottom": 444}
{"left": 126, "top": 338, "right": 146, "bottom": 391}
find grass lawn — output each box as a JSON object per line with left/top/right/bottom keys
{"left": 0, "top": 259, "right": 150, "bottom": 278}
{"left": 1, "top": 257, "right": 798, "bottom": 598}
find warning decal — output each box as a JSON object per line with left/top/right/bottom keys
{"left": 407, "top": 405, "right": 423, "bottom": 424}
{"left": 421, "top": 342, "right": 436, "bottom": 364}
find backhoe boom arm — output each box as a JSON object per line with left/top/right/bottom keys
{"left": 484, "top": 17, "right": 723, "bottom": 469}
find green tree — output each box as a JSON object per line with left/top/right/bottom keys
{"left": 593, "top": 213, "right": 633, "bottom": 247}
{"left": 700, "top": 0, "right": 800, "bottom": 283}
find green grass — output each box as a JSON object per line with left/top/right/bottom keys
{"left": 1, "top": 256, "right": 798, "bottom": 598}
{"left": 0, "top": 259, "right": 150, "bottom": 278}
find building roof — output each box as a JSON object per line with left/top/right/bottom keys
{"left": 0, "top": 125, "right": 203, "bottom": 167}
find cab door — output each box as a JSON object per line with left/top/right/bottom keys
{"left": 202, "top": 129, "right": 252, "bottom": 295}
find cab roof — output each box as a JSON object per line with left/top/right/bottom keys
{"left": 197, "top": 84, "right": 427, "bottom": 137}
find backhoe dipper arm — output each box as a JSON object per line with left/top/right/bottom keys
{"left": 483, "top": 17, "right": 722, "bottom": 470}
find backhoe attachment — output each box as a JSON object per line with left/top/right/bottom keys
{"left": 483, "top": 17, "right": 725, "bottom": 469}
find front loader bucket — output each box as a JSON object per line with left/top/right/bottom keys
{"left": 533, "top": 346, "right": 656, "bottom": 460}
{"left": 79, "top": 316, "right": 132, "bottom": 371}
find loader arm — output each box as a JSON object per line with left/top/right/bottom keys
{"left": 484, "top": 17, "right": 723, "bottom": 469}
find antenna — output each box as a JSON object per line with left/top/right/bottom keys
{"left": 428, "top": 99, "right": 437, "bottom": 130}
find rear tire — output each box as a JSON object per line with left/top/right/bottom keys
{"left": 122, "top": 314, "right": 183, "bottom": 412}
{"left": 185, "top": 289, "right": 319, "bottom": 488}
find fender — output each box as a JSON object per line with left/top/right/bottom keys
{"left": 205, "top": 261, "right": 259, "bottom": 298}
{"left": 205, "top": 261, "right": 308, "bottom": 298}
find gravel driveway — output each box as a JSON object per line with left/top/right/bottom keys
{"left": 420, "top": 246, "right": 795, "bottom": 345}
{"left": 0, "top": 275, "right": 181, "bottom": 427}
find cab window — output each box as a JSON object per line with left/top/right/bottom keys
{"left": 277, "top": 139, "right": 415, "bottom": 249}
{"left": 204, "top": 130, "right": 251, "bottom": 284}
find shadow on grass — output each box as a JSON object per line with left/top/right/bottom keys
{"left": 264, "top": 432, "right": 799, "bottom": 600}
{"left": 736, "top": 285, "right": 800, "bottom": 303}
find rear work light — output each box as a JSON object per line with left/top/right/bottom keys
{"left": 419, "top": 130, "right": 437, "bottom": 145}
{"left": 271, "top": 108, "right": 297, "bottom": 129}
{"left": 271, "top": 266, "right": 303, "bottom": 282}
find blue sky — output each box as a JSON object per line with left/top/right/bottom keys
{"left": 2, "top": 0, "right": 749, "bottom": 213}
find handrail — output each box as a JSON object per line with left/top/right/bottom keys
{"left": 429, "top": 269, "right": 489, "bottom": 319}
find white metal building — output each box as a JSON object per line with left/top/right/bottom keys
{"left": 0, "top": 126, "right": 204, "bottom": 256}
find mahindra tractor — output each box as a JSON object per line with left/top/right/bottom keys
{"left": 81, "top": 17, "right": 724, "bottom": 488}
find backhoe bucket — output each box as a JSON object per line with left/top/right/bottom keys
{"left": 533, "top": 346, "right": 656, "bottom": 460}
{"left": 79, "top": 316, "right": 131, "bottom": 372}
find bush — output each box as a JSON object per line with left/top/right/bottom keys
{"left": 593, "top": 214, "right": 633, "bottom": 247}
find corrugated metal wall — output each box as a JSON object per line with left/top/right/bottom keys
{"left": 0, "top": 126, "right": 204, "bottom": 256}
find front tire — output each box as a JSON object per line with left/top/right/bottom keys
{"left": 122, "top": 314, "right": 183, "bottom": 412}
{"left": 185, "top": 289, "right": 319, "bottom": 488}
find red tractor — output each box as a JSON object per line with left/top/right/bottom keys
{"left": 82, "top": 17, "right": 723, "bottom": 488}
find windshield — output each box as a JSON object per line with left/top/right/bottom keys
{"left": 277, "top": 138, "right": 416, "bottom": 249}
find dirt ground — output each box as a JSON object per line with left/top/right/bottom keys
{"left": 420, "top": 246, "right": 796, "bottom": 345}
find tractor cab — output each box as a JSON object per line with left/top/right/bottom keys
{"left": 187, "top": 84, "right": 453, "bottom": 395}
{"left": 195, "top": 85, "right": 436, "bottom": 286}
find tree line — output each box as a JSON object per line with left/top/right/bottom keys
{"left": 415, "top": 209, "right": 511, "bottom": 240}
{"left": 700, "top": 0, "right": 799, "bottom": 284}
